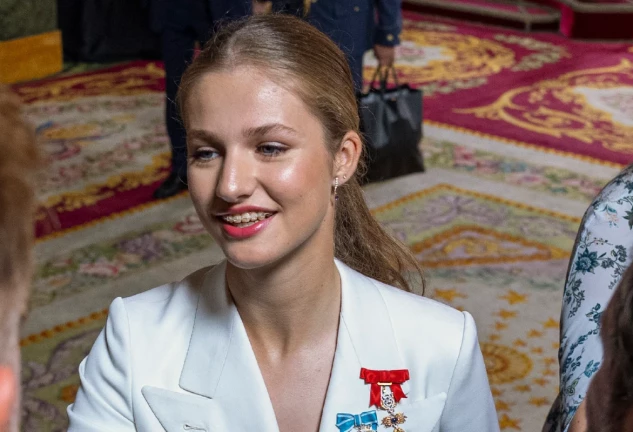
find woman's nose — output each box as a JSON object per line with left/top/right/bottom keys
{"left": 215, "top": 151, "right": 255, "bottom": 203}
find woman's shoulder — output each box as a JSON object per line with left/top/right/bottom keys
{"left": 378, "top": 282, "right": 469, "bottom": 360}
{"left": 340, "top": 261, "right": 467, "bottom": 337}
{"left": 349, "top": 271, "right": 475, "bottom": 383}
{"left": 373, "top": 278, "right": 466, "bottom": 331}
{"left": 117, "top": 265, "right": 215, "bottom": 322}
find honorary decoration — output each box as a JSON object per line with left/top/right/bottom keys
{"left": 360, "top": 368, "right": 409, "bottom": 407}
{"left": 360, "top": 368, "right": 409, "bottom": 432}
{"left": 336, "top": 411, "right": 378, "bottom": 432}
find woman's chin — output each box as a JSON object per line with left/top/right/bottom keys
{"left": 223, "top": 248, "right": 279, "bottom": 271}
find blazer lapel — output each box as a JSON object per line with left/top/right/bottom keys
{"left": 141, "top": 386, "right": 227, "bottom": 432}
{"left": 143, "top": 262, "right": 279, "bottom": 431}
{"left": 141, "top": 260, "right": 433, "bottom": 431}
{"left": 319, "top": 261, "right": 410, "bottom": 431}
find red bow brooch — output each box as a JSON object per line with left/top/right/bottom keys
{"left": 359, "top": 368, "right": 410, "bottom": 408}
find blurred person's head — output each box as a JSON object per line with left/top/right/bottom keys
{"left": 586, "top": 259, "right": 633, "bottom": 432}
{"left": 0, "top": 86, "right": 39, "bottom": 431}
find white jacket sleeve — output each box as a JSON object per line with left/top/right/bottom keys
{"left": 67, "top": 297, "right": 135, "bottom": 431}
{"left": 440, "top": 312, "right": 500, "bottom": 431}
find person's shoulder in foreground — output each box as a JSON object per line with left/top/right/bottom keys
{"left": 0, "top": 85, "right": 39, "bottom": 432}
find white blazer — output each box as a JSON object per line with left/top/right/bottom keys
{"left": 67, "top": 260, "right": 499, "bottom": 431}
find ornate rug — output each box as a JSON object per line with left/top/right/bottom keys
{"left": 364, "top": 12, "right": 633, "bottom": 166}
{"left": 13, "top": 62, "right": 170, "bottom": 239}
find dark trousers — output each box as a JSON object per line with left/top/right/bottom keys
{"left": 163, "top": 0, "right": 210, "bottom": 178}
{"left": 304, "top": 2, "right": 368, "bottom": 94}
{"left": 162, "top": 0, "right": 249, "bottom": 177}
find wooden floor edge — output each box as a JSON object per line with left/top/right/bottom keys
{"left": 0, "top": 30, "right": 63, "bottom": 84}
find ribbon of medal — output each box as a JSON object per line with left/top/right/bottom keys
{"left": 360, "top": 368, "right": 409, "bottom": 432}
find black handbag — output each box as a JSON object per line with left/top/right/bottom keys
{"left": 358, "top": 67, "right": 425, "bottom": 183}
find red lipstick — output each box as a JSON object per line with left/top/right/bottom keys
{"left": 221, "top": 216, "right": 274, "bottom": 239}
{"left": 215, "top": 206, "right": 276, "bottom": 239}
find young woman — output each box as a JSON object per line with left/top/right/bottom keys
{"left": 67, "top": 15, "right": 498, "bottom": 432}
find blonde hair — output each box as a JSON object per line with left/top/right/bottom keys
{"left": 0, "top": 86, "right": 39, "bottom": 361}
{"left": 178, "top": 14, "right": 424, "bottom": 292}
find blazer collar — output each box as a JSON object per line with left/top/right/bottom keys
{"left": 318, "top": 260, "right": 410, "bottom": 430}
{"left": 180, "top": 260, "right": 233, "bottom": 398}
{"left": 335, "top": 259, "right": 409, "bottom": 377}
{"left": 173, "top": 260, "right": 408, "bottom": 430}
{"left": 179, "top": 260, "right": 279, "bottom": 429}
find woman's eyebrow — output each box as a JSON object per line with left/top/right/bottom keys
{"left": 243, "top": 123, "right": 299, "bottom": 138}
{"left": 187, "top": 129, "right": 222, "bottom": 145}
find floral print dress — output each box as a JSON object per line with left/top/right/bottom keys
{"left": 543, "top": 163, "right": 633, "bottom": 432}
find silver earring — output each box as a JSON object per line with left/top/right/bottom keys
{"left": 334, "top": 177, "right": 339, "bottom": 201}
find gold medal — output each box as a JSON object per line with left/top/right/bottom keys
{"left": 379, "top": 384, "right": 407, "bottom": 432}
{"left": 359, "top": 368, "right": 410, "bottom": 432}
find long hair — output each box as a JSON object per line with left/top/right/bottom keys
{"left": 586, "top": 259, "right": 633, "bottom": 431}
{"left": 177, "top": 14, "right": 424, "bottom": 292}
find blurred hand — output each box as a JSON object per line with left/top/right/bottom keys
{"left": 373, "top": 44, "right": 396, "bottom": 67}
{"left": 252, "top": 0, "right": 272, "bottom": 14}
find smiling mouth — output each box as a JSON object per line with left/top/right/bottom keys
{"left": 219, "top": 211, "right": 274, "bottom": 228}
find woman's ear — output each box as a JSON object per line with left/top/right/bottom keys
{"left": 334, "top": 131, "right": 362, "bottom": 184}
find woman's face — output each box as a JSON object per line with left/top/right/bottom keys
{"left": 186, "top": 67, "right": 336, "bottom": 269}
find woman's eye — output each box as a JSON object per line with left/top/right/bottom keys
{"left": 258, "top": 143, "right": 286, "bottom": 157}
{"left": 192, "top": 149, "right": 219, "bottom": 161}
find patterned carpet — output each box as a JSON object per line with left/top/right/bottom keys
{"left": 365, "top": 13, "right": 633, "bottom": 165}
{"left": 18, "top": 11, "right": 632, "bottom": 432}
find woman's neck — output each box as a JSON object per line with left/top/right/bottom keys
{"left": 226, "top": 250, "right": 341, "bottom": 360}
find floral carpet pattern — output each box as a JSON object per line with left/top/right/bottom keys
{"left": 32, "top": 212, "right": 209, "bottom": 310}
{"left": 365, "top": 12, "right": 633, "bottom": 165}
{"left": 424, "top": 138, "right": 606, "bottom": 203}
{"left": 19, "top": 10, "right": 633, "bottom": 432}
{"left": 13, "top": 63, "right": 170, "bottom": 238}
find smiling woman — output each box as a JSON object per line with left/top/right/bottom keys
{"left": 178, "top": 15, "right": 422, "bottom": 288}
{"left": 67, "top": 14, "right": 499, "bottom": 432}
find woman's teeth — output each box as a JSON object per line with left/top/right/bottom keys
{"left": 221, "top": 212, "right": 271, "bottom": 226}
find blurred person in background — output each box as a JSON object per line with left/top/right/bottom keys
{"left": 306, "top": 0, "right": 402, "bottom": 92}
{"left": 151, "top": 0, "right": 251, "bottom": 199}
{"left": 0, "top": 86, "right": 40, "bottom": 432}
